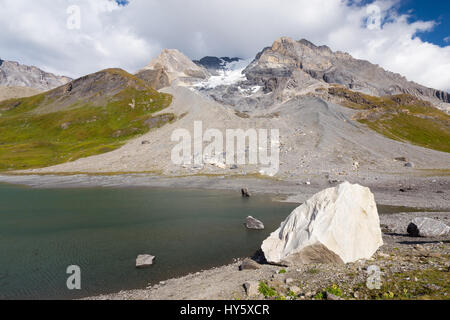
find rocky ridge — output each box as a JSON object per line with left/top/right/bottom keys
{"left": 191, "top": 37, "right": 449, "bottom": 113}
{"left": 0, "top": 58, "right": 71, "bottom": 92}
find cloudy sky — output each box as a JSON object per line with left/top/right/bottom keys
{"left": 0, "top": 0, "right": 449, "bottom": 91}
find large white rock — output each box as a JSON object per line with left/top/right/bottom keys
{"left": 261, "top": 182, "right": 383, "bottom": 265}
{"left": 136, "top": 255, "right": 155, "bottom": 268}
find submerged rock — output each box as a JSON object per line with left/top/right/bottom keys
{"left": 136, "top": 255, "right": 155, "bottom": 268}
{"left": 261, "top": 182, "right": 383, "bottom": 265}
{"left": 407, "top": 218, "right": 450, "bottom": 238}
{"left": 246, "top": 216, "right": 265, "bottom": 230}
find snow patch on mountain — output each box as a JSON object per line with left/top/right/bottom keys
{"left": 194, "top": 58, "right": 251, "bottom": 89}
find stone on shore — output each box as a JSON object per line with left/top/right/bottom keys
{"left": 239, "top": 258, "right": 261, "bottom": 271}
{"left": 261, "top": 182, "right": 383, "bottom": 265}
{"left": 407, "top": 218, "right": 450, "bottom": 238}
{"left": 246, "top": 216, "right": 265, "bottom": 230}
{"left": 244, "top": 281, "right": 260, "bottom": 297}
{"left": 289, "top": 286, "right": 301, "bottom": 295}
{"left": 136, "top": 255, "right": 155, "bottom": 268}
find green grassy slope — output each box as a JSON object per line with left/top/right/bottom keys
{"left": 328, "top": 87, "right": 450, "bottom": 153}
{"left": 0, "top": 69, "right": 173, "bottom": 171}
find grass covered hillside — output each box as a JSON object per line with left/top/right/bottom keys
{"left": 0, "top": 69, "right": 173, "bottom": 171}
{"left": 328, "top": 87, "right": 450, "bottom": 153}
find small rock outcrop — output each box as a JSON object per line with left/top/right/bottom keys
{"left": 407, "top": 218, "right": 450, "bottom": 238}
{"left": 246, "top": 216, "right": 264, "bottom": 230}
{"left": 239, "top": 258, "right": 261, "bottom": 271}
{"left": 135, "top": 67, "right": 170, "bottom": 90}
{"left": 244, "top": 281, "right": 260, "bottom": 297}
{"left": 261, "top": 182, "right": 383, "bottom": 265}
{"left": 136, "top": 254, "right": 155, "bottom": 268}
{"left": 241, "top": 188, "right": 251, "bottom": 197}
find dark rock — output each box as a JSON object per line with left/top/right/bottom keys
{"left": 407, "top": 223, "right": 420, "bottom": 237}
{"left": 241, "top": 188, "right": 251, "bottom": 197}
{"left": 251, "top": 249, "right": 268, "bottom": 264}
{"left": 239, "top": 258, "right": 261, "bottom": 271}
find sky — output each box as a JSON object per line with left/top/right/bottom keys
{"left": 0, "top": 0, "right": 449, "bottom": 91}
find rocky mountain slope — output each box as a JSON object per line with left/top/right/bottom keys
{"left": 196, "top": 37, "right": 449, "bottom": 113}
{"left": 0, "top": 68, "right": 172, "bottom": 171}
{"left": 21, "top": 85, "right": 450, "bottom": 177}
{"left": 135, "top": 68, "right": 170, "bottom": 90}
{"left": 0, "top": 58, "right": 71, "bottom": 92}
{"left": 245, "top": 37, "right": 449, "bottom": 104}
{"left": 4, "top": 37, "right": 450, "bottom": 175}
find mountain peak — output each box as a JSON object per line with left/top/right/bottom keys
{"left": 244, "top": 37, "right": 449, "bottom": 106}
{"left": 142, "top": 49, "right": 209, "bottom": 82}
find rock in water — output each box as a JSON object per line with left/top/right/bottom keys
{"left": 136, "top": 255, "right": 155, "bottom": 268}
{"left": 246, "top": 216, "right": 265, "bottom": 230}
{"left": 261, "top": 182, "right": 383, "bottom": 265}
{"left": 241, "top": 188, "right": 251, "bottom": 197}
{"left": 407, "top": 218, "right": 450, "bottom": 238}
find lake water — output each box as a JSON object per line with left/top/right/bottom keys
{"left": 0, "top": 182, "right": 433, "bottom": 300}
{"left": 0, "top": 183, "right": 298, "bottom": 300}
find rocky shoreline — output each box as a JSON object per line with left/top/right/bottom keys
{"left": 0, "top": 173, "right": 448, "bottom": 300}
{"left": 87, "top": 212, "right": 449, "bottom": 300}
{"left": 0, "top": 172, "right": 448, "bottom": 209}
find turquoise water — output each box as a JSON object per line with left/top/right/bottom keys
{"left": 0, "top": 183, "right": 297, "bottom": 300}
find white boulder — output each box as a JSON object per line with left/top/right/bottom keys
{"left": 136, "top": 255, "right": 155, "bottom": 268}
{"left": 261, "top": 182, "right": 383, "bottom": 265}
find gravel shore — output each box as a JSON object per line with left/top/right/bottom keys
{"left": 87, "top": 212, "right": 450, "bottom": 300}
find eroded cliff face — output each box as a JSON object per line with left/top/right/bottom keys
{"left": 244, "top": 37, "right": 449, "bottom": 105}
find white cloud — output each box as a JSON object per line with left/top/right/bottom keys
{"left": 0, "top": 0, "right": 448, "bottom": 91}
